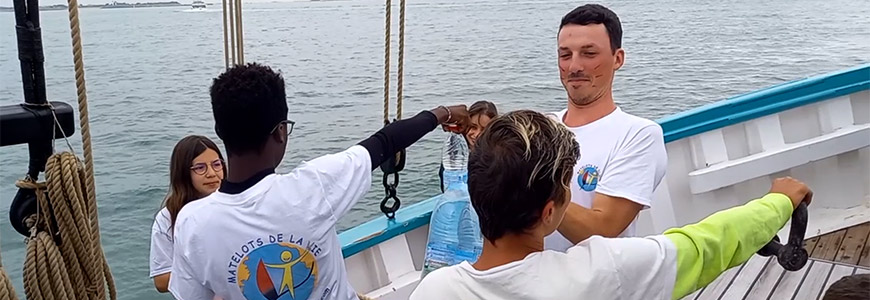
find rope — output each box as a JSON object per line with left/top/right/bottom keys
{"left": 19, "top": 0, "right": 121, "bottom": 298}
{"left": 383, "top": 0, "right": 392, "bottom": 124}
{"left": 0, "top": 262, "right": 17, "bottom": 300}
{"left": 396, "top": 0, "right": 405, "bottom": 120}
{"left": 382, "top": 0, "right": 406, "bottom": 122}
{"left": 18, "top": 152, "right": 114, "bottom": 299}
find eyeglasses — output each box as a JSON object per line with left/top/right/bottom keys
{"left": 190, "top": 159, "right": 224, "bottom": 175}
{"left": 271, "top": 119, "right": 295, "bottom": 137}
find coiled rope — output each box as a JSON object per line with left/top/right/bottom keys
{"left": 0, "top": 258, "right": 17, "bottom": 300}
{"left": 11, "top": 0, "right": 117, "bottom": 297}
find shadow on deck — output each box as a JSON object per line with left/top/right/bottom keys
{"left": 682, "top": 221, "right": 870, "bottom": 300}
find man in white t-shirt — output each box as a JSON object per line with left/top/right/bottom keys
{"left": 410, "top": 110, "right": 814, "bottom": 300}
{"left": 544, "top": 4, "right": 668, "bottom": 251}
{"left": 168, "top": 63, "right": 471, "bottom": 300}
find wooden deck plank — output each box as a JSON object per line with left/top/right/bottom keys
{"left": 680, "top": 287, "right": 704, "bottom": 300}
{"left": 859, "top": 231, "right": 870, "bottom": 267}
{"left": 805, "top": 236, "right": 820, "bottom": 256}
{"left": 813, "top": 230, "right": 847, "bottom": 261}
{"left": 834, "top": 223, "right": 870, "bottom": 265}
{"left": 793, "top": 261, "right": 833, "bottom": 300}
{"left": 767, "top": 259, "right": 812, "bottom": 299}
{"left": 820, "top": 265, "right": 859, "bottom": 299}
{"left": 744, "top": 261, "right": 786, "bottom": 300}
{"left": 720, "top": 255, "right": 770, "bottom": 299}
{"left": 695, "top": 265, "right": 743, "bottom": 300}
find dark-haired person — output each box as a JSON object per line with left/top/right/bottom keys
{"left": 545, "top": 4, "right": 668, "bottom": 251}
{"left": 410, "top": 110, "right": 814, "bottom": 300}
{"left": 149, "top": 135, "right": 225, "bottom": 293}
{"left": 439, "top": 100, "right": 499, "bottom": 191}
{"left": 822, "top": 274, "right": 870, "bottom": 300}
{"left": 168, "top": 63, "right": 471, "bottom": 300}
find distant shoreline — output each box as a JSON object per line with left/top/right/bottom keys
{"left": 0, "top": 1, "right": 215, "bottom": 12}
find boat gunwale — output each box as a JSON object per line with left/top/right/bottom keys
{"left": 339, "top": 64, "right": 870, "bottom": 258}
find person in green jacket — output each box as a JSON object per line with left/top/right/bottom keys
{"left": 411, "top": 110, "right": 813, "bottom": 300}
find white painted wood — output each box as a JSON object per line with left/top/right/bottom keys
{"left": 793, "top": 261, "right": 833, "bottom": 300}
{"left": 688, "top": 124, "right": 870, "bottom": 194}
{"left": 767, "top": 260, "right": 812, "bottom": 299}
{"left": 379, "top": 234, "right": 416, "bottom": 281}
{"left": 720, "top": 255, "right": 771, "bottom": 299}
{"left": 366, "top": 270, "right": 422, "bottom": 300}
{"left": 817, "top": 96, "right": 854, "bottom": 134}
{"left": 649, "top": 176, "right": 678, "bottom": 233}
{"left": 689, "top": 129, "right": 729, "bottom": 169}
{"left": 722, "top": 123, "right": 750, "bottom": 160}
{"left": 850, "top": 90, "right": 870, "bottom": 124}
{"left": 745, "top": 114, "right": 785, "bottom": 154}
{"left": 404, "top": 225, "right": 429, "bottom": 271}
{"left": 780, "top": 104, "right": 822, "bottom": 143}
{"left": 861, "top": 148, "right": 870, "bottom": 205}
{"left": 346, "top": 246, "right": 390, "bottom": 293}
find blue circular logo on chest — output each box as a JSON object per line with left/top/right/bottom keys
{"left": 577, "top": 166, "right": 599, "bottom": 192}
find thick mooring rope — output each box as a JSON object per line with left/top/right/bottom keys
{"left": 65, "top": 0, "right": 116, "bottom": 296}
{"left": 18, "top": 152, "right": 114, "bottom": 300}
{"left": 0, "top": 261, "right": 17, "bottom": 300}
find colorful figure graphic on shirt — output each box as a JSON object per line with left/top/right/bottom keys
{"left": 238, "top": 243, "right": 318, "bottom": 300}
{"left": 578, "top": 165, "right": 599, "bottom": 191}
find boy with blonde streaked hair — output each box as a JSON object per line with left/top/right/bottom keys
{"left": 411, "top": 110, "right": 814, "bottom": 300}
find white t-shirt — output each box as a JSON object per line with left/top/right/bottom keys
{"left": 168, "top": 145, "right": 372, "bottom": 300}
{"left": 410, "top": 235, "right": 678, "bottom": 300}
{"left": 149, "top": 207, "right": 173, "bottom": 278}
{"left": 544, "top": 107, "right": 667, "bottom": 251}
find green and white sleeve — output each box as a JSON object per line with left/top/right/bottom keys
{"left": 664, "top": 193, "right": 795, "bottom": 299}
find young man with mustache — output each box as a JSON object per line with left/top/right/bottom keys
{"left": 544, "top": 4, "right": 669, "bottom": 251}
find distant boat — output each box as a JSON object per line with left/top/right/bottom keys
{"left": 191, "top": 0, "right": 206, "bottom": 9}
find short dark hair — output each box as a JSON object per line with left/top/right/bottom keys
{"left": 210, "top": 63, "right": 288, "bottom": 155}
{"left": 823, "top": 274, "right": 870, "bottom": 300}
{"left": 468, "top": 110, "right": 580, "bottom": 241}
{"left": 560, "top": 4, "right": 623, "bottom": 53}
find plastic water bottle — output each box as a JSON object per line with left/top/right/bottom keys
{"left": 421, "top": 133, "right": 483, "bottom": 278}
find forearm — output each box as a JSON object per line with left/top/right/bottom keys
{"left": 358, "top": 110, "right": 446, "bottom": 170}
{"left": 153, "top": 273, "right": 170, "bottom": 293}
{"left": 665, "top": 193, "right": 794, "bottom": 299}
{"left": 557, "top": 203, "right": 634, "bottom": 243}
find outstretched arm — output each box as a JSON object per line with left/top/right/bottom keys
{"left": 665, "top": 177, "right": 812, "bottom": 299}
{"left": 359, "top": 105, "right": 468, "bottom": 170}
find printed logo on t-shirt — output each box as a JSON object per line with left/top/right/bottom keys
{"left": 577, "top": 165, "right": 599, "bottom": 192}
{"left": 227, "top": 234, "right": 324, "bottom": 300}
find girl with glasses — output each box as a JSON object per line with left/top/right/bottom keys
{"left": 149, "top": 135, "right": 226, "bottom": 293}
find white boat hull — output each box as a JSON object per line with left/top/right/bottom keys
{"left": 339, "top": 65, "right": 870, "bottom": 299}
